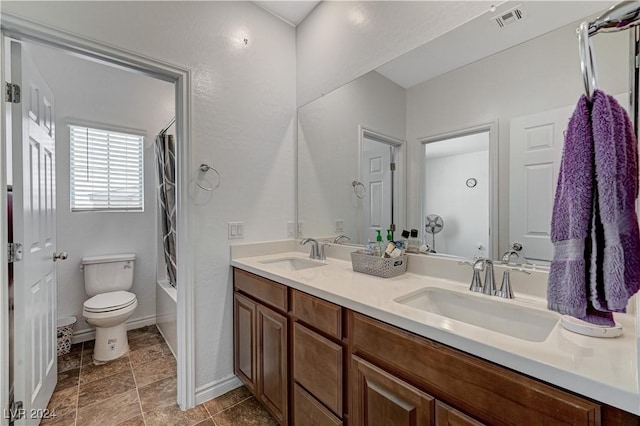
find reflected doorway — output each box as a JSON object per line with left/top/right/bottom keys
{"left": 422, "top": 130, "right": 490, "bottom": 258}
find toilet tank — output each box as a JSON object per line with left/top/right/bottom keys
{"left": 82, "top": 254, "right": 136, "bottom": 297}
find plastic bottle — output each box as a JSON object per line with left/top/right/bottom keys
{"left": 407, "top": 229, "right": 420, "bottom": 253}
{"left": 386, "top": 229, "right": 393, "bottom": 242}
{"left": 400, "top": 230, "right": 410, "bottom": 251}
{"left": 374, "top": 230, "right": 383, "bottom": 257}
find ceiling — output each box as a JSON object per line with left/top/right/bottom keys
{"left": 254, "top": 1, "right": 321, "bottom": 27}
{"left": 376, "top": 1, "right": 616, "bottom": 89}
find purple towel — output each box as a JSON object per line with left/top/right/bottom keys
{"left": 548, "top": 90, "right": 640, "bottom": 326}
{"left": 547, "top": 95, "right": 600, "bottom": 322}
{"left": 591, "top": 92, "right": 640, "bottom": 311}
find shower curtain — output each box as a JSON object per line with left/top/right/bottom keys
{"left": 156, "top": 133, "right": 177, "bottom": 287}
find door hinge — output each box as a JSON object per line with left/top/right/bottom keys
{"left": 390, "top": 162, "right": 396, "bottom": 171}
{"left": 390, "top": 224, "right": 396, "bottom": 232}
{"left": 5, "top": 82, "right": 20, "bottom": 103}
{"left": 6, "top": 400, "right": 24, "bottom": 423}
{"left": 8, "top": 242, "right": 23, "bottom": 263}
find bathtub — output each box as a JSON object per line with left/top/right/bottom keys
{"left": 156, "top": 279, "right": 177, "bottom": 358}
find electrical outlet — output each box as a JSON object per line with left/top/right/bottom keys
{"left": 228, "top": 222, "right": 245, "bottom": 239}
{"left": 297, "top": 221, "right": 304, "bottom": 237}
{"left": 335, "top": 219, "right": 344, "bottom": 233}
{"left": 287, "top": 222, "right": 296, "bottom": 237}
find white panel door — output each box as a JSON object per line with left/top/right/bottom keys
{"left": 510, "top": 106, "right": 572, "bottom": 263}
{"left": 510, "top": 95, "right": 628, "bottom": 263}
{"left": 10, "top": 40, "right": 57, "bottom": 423}
{"left": 362, "top": 137, "right": 392, "bottom": 241}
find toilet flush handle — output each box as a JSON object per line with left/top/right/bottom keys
{"left": 53, "top": 252, "right": 68, "bottom": 262}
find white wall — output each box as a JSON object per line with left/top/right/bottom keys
{"left": 27, "top": 43, "right": 174, "bottom": 339}
{"left": 424, "top": 149, "right": 489, "bottom": 258}
{"left": 296, "top": 1, "right": 492, "bottom": 106}
{"left": 1, "top": 1, "right": 296, "bottom": 391}
{"left": 406, "top": 16, "right": 629, "bottom": 255}
{"left": 298, "top": 71, "right": 406, "bottom": 242}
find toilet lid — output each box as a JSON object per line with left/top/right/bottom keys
{"left": 84, "top": 291, "right": 136, "bottom": 313}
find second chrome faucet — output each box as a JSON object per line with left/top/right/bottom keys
{"left": 300, "top": 238, "right": 329, "bottom": 261}
{"left": 460, "top": 258, "right": 529, "bottom": 299}
{"left": 462, "top": 258, "right": 496, "bottom": 295}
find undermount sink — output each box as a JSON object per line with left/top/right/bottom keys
{"left": 259, "top": 257, "right": 326, "bottom": 271}
{"left": 394, "top": 287, "right": 559, "bottom": 342}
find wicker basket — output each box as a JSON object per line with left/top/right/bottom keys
{"left": 56, "top": 317, "right": 76, "bottom": 356}
{"left": 351, "top": 251, "right": 408, "bottom": 278}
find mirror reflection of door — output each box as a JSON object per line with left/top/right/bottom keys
{"left": 423, "top": 130, "right": 490, "bottom": 258}
{"left": 360, "top": 131, "right": 401, "bottom": 243}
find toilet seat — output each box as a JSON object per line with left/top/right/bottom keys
{"left": 84, "top": 290, "right": 137, "bottom": 313}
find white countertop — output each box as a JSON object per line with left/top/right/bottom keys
{"left": 231, "top": 244, "right": 639, "bottom": 415}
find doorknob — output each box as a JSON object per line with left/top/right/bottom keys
{"left": 53, "top": 252, "right": 68, "bottom": 262}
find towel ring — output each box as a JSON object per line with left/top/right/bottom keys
{"left": 197, "top": 163, "right": 220, "bottom": 192}
{"left": 352, "top": 180, "right": 366, "bottom": 199}
{"left": 578, "top": 21, "right": 598, "bottom": 100}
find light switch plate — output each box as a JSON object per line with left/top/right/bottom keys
{"left": 287, "top": 222, "right": 296, "bottom": 237}
{"left": 228, "top": 222, "right": 244, "bottom": 239}
{"left": 297, "top": 221, "right": 304, "bottom": 237}
{"left": 335, "top": 219, "right": 344, "bottom": 233}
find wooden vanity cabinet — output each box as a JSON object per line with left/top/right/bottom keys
{"left": 349, "top": 311, "right": 599, "bottom": 425}
{"left": 233, "top": 268, "right": 639, "bottom": 426}
{"left": 234, "top": 269, "right": 288, "bottom": 425}
{"left": 291, "top": 289, "right": 346, "bottom": 425}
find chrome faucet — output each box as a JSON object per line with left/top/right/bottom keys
{"left": 495, "top": 267, "right": 531, "bottom": 299}
{"left": 483, "top": 260, "right": 496, "bottom": 296}
{"left": 333, "top": 235, "right": 351, "bottom": 244}
{"left": 300, "top": 238, "right": 327, "bottom": 261}
{"left": 501, "top": 250, "right": 520, "bottom": 264}
{"left": 459, "top": 258, "right": 486, "bottom": 293}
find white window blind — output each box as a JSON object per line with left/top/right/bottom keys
{"left": 70, "top": 125, "right": 144, "bottom": 212}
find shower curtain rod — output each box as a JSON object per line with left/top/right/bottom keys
{"left": 159, "top": 117, "right": 176, "bottom": 135}
{"left": 579, "top": 1, "right": 640, "bottom": 100}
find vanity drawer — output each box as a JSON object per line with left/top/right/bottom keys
{"left": 293, "top": 322, "right": 343, "bottom": 416}
{"left": 349, "top": 311, "right": 601, "bottom": 425}
{"left": 234, "top": 268, "right": 287, "bottom": 312}
{"left": 291, "top": 289, "right": 342, "bottom": 339}
{"left": 294, "top": 384, "right": 342, "bottom": 426}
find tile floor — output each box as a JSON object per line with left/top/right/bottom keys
{"left": 44, "top": 325, "right": 276, "bottom": 426}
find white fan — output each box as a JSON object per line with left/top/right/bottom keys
{"left": 425, "top": 214, "right": 444, "bottom": 251}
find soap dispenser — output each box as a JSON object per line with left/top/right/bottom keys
{"left": 374, "top": 230, "right": 383, "bottom": 256}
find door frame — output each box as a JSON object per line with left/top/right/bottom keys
{"left": 418, "top": 121, "right": 499, "bottom": 259}
{"left": 357, "top": 126, "right": 406, "bottom": 241}
{"left": 0, "top": 12, "right": 196, "bottom": 416}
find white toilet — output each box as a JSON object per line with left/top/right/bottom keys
{"left": 82, "top": 253, "right": 138, "bottom": 362}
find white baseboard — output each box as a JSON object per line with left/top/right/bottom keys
{"left": 70, "top": 314, "right": 157, "bottom": 344}
{"left": 195, "top": 375, "right": 243, "bottom": 406}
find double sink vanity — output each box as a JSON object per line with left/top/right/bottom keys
{"left": 230, "top": 240, "right": 640, "bottom": 425}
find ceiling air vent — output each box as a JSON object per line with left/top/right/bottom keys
{"left": 494, "top": 6, "right": 525, "bottom": 28}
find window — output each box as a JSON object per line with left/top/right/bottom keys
{"left": 70, "top": 125, "right": 144, "bottom": 212}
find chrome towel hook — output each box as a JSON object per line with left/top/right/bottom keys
{"left": 197, "top": 163, "right": 220, "bottom": 192}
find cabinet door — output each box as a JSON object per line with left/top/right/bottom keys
{"left": 351, "top": 355, "right": 434, "bottom": 426}
{"left": 435, "top": 402, "right": 485, "bottom": 426}
{"left": 258, "top": 303, "right": 288, "bottom": 425}
{"left": 234, "top": 292, "right": 257, "bottom": 392}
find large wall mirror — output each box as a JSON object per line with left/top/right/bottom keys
{"left": 297, "top": 1, "right": 631, "bottom": 265}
